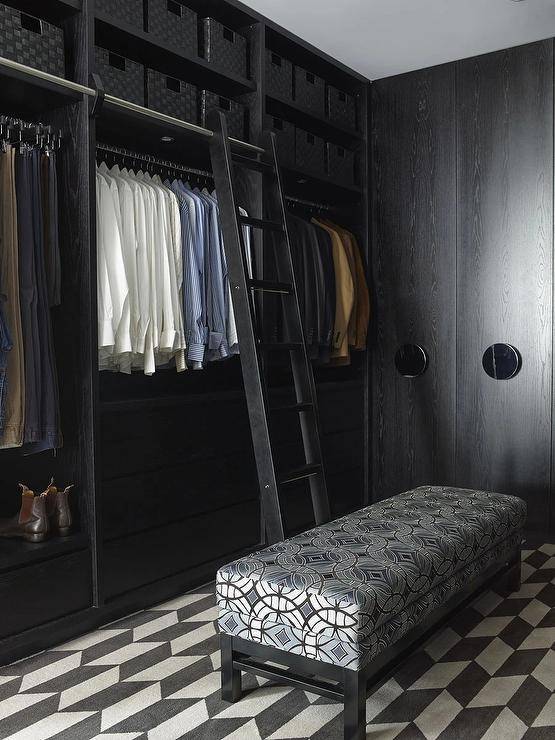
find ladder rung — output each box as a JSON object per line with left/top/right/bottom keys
{"left": 270, "top": 402, "right": 313, "bottom": 413}
{"left": 280, "top": 464, "right": 322, "bottom": 485}
{"left": 240, "top": 215, "right": 284, "bottom": 232}
{"left": 232, "top": 153, "right": 274, "bottom": 173}
{"left": 249, "top": 279, "right": 293, "bottom": 294}
{"left": 258, "top": 342, "right": 303, "bottom": 352}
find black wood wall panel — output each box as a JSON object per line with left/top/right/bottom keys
{"left": 456, "top": 41, "right": 553, "bottom": 531}
{"left": 371, "top": 65, "right": 457, "bottom": 500}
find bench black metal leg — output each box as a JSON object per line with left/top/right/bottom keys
{"left": 221, "top": 634, "right": 242, "bottom": 703}
{"left": 343, "top": 668, "right": 366, "bottom": 740}
{"left": 506, "top": 546, "right": 522, "bottom": 593}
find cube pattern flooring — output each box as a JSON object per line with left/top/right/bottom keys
{"left": 1, "top": 544, "right": 555, "bottom": 739}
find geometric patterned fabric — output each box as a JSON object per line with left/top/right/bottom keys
{"left": 1, "top": 544, "right": 555, "bottom": 739}
{"left": 217, "top": 487, "right": 527, "bottom": 669}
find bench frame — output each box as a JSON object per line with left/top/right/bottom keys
{"left": 221, "top": 541, "right": 522, "bottom": 740}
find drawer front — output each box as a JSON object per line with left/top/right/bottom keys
{"left": 0, "top": 550, "right": 92, "bottom": 639}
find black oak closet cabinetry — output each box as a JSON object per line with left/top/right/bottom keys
{"left": 371, "top": 64, "right": 457, "bottom": 499}
{"left": 456, "top": 42, "right": 553, "bottom": 531}
{"left": 371, "top": 39, "right": 554, "bottom": 532}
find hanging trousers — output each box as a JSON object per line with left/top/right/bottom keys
{"left": 16, "top": 151, "right": 42, "bottom": 445}
{"left": 23, "top": 149, "right": 62, "bottom": 453}
{"left": 0, "top": 145, "right": 25, "bottom": 448}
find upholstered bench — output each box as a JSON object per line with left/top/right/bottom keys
{"left": 216, "top": 486, "right": 526, "bottom": 740}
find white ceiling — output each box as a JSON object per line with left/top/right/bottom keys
{"left": 244, "top": 0, "right": 555, "bottom": 79}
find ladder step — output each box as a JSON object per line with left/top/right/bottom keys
{"left": 249, "top": 279, "right": 293, "bottom": 294}
{"left": 280, "top": 463, "right": 322, "bottom": 485}
{"left": 232, "top": 153, "right": 274, "bottom": 173}
{"left": 239, "top": 215, "right": 284, "bottom": 232}
{"left": 258, "top": 342, "right": 303, "bottom": 352}
{"left": 270, "top": 402, "right": 313, "bottom": 413}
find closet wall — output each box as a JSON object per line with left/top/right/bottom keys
{"left": 371, "top": 39, "right": 554, "bottom": 533}
{"left": 0, "top": 0, "right": 368, "bottom": 663}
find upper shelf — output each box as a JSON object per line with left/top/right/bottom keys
{"left": 0, "top": 56, "right": 90, "bottom": 116}
{"left": 10, "top": 0, "right": 81, "bottom": 23}
{"left": 96, "top": 94, "right": 263, "bottom": 169}
{"left": 281, "top": 164, "right": 362, "bottom": 204}
{"left": 266, "top": 94, "right": 362, "bottom": 146}
{"left": 95, "top": 13, "right": 257, "bottom": 97}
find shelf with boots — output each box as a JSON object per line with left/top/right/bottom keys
{"left": 0, "top": 533, "right": 88, "bottom": 572}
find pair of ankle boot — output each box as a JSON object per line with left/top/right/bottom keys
{"left": 0, "top": 479, "right": 73, "bottom": 543}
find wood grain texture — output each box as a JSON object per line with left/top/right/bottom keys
{"left": 371, "top": 64, "right": 457, "bottom": 500}
{"left": 456, "top": 41, "right": 553, "bottom": 530}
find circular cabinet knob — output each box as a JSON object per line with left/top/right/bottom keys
{"left": 395, "top": 344, "right": 428, "bottom": 378}
{"left": 482, "top": 343, "right": 522, "bottom": 380}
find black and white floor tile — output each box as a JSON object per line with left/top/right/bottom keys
{"left": 1, "top": 544, "right": 555, "bottom": 739}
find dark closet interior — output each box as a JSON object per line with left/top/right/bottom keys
{"left": 0, "top": 0, "right": 554, "bottom": 669}
{"left": 0, "top": 0, "right": 368, "bottom": 664}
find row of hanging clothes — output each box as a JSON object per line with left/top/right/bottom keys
{"left": 96, "top": 145, "right": 253, "bottom": 375}
{"left": 269, "top": 200, "right": 370, "bottom": 366}
{"left": 96, "top": 145, "right": 370, "bottom": 375}
{"left": 0, "top": 117, "right": 63, "bottom": 453}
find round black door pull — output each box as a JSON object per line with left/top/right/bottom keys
{"left": 395, "top": 344, "right": 428, "bottom": 378}
{"left": 482, "top": 344, "right": 522, "bottom": 380}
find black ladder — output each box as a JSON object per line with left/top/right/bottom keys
{"left": 208, "top": 111, "right": 330, "bottom": 544}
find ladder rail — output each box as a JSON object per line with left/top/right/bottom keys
{"left": 262, "top": 131, "right": 331, "bottom": 526}
{"left": 208, "top": 111, "right": 331, "bottom": 544}
{"left": 208, "top": 111, "right": 285, "bottom": 544}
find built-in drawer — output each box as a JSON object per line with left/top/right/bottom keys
{"left": 0, "top": 550, "right": 92, "bottom": 639}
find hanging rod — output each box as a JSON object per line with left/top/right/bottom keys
{"left": 285, "top": 195, "right": 333, "bottom": 211}
{"left": 96, "top": 142, "right": 213, "bottom": 179}
{"left": 102, "top": 94, "right": 265, "bottom": 155}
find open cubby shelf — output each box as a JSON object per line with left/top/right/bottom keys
{"left": 0, "top": 58, "right": 88, "bottom": 115}
{"left": 0, "top": 533, "right": 89, "bottom": 573}
{"left": 266, "top": 93, "right": 362, "bottom": 145}
{"left": 95, "top": 13, "right": 257, "bottom": 97}
{"left": 6, "top": 0, "right": 82, "bottom": 23}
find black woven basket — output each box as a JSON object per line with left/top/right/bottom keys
{"left": 95, "top": 0, "right": 144, "bottom": 30}
{"left": 201, "top": 18, "right": 248, "bottom": 79}
{"left": 147, "top": 69, "right": 197, "bottom": 123}
{"left": 327, "top": 85, "right": 357, "bottom": 131}
{"left": 264, "top": 115, "right": 294, "bottom": 168}
{"left": 326, "top": 142, "right": 356, "bottom": 186}
{"left": 201, "top": 90, "right": 247, "bottom": 141}
{"left": 0, "top": 5, "right": 64, "bottom": 78}
{"left": 295, "top": 128, "right": 325, "bottom": 175}
{"left": 147, "top": 0, "right": 197, "bottom": 55}
{"left": 265, "top": 50, "right": 293, "bottom": 101}
{"left": 294, "top": 66, "right": 325, "bottom": 115}
{"left": 94, "top": 47, "right": 144, "bottom": 107}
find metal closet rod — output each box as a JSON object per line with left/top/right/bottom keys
{"left": 96, "top": 143, "right": 214, "bottom": 179}
{"left": 285, "top": 195, "right": 333, "bottom": 211}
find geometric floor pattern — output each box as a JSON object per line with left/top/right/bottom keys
{"left": 1, "top": 545, "right": 555, "bottom": 739}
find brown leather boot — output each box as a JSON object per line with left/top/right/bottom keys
{"left": 0, "top": 485, "right": 50, "bottom": 543}
{"left": 45, "top": 479, "right": 73, "bottom": 537}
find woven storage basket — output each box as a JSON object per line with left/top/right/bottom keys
{"left": 201, "top": 90, "right": 247, "bottom": 141}
{"left": 327, "top": 85, "right": 357, "bottom": 131}
{"left": 94, "top": 47, "right": 144, "bottom": 107}
{"left": 147, "top": 69, "right": 197, "bottom": 123}
{"left": 95, "top": 0, "right": 144, "bottom": 30}
{"left": 0, "top": 5, "right": 64, "bottom": 78}
{"left": 147, "top": 0, "right": 197, "bottom": 55}
{"left": 264, "top": 115, "right": 295, "bottom": 168}
{"left": 201, "top": 18, "right": 248, "bottom": 79}
{"left": 294, "top": 66, "right": 325, "bottom": 115}
{"left": 326, "top": 142, "right": 356, "bottom": 186}
{"left": 295, "top": 128, "right": 325, "bottom": 175}
{"left": 265, "top": 50, "right": 293, "bottom": 101}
